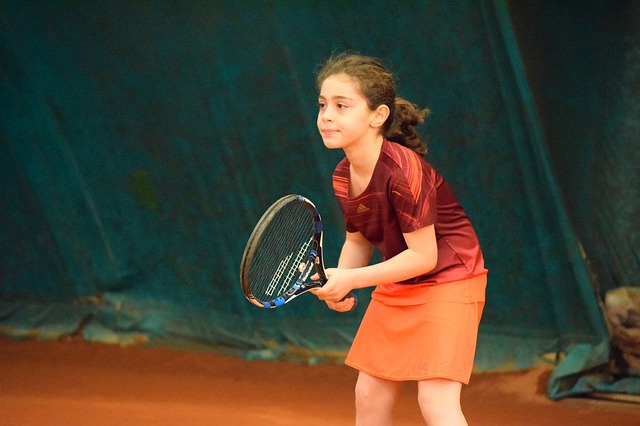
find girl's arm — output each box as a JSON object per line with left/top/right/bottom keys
{"left": 337, "top": 230, "right": 374, "bottom": 269}
{"left": 313, "top": 224, "right": 437, "bottom": 303}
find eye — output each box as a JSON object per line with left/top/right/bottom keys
{"left": 318, "top": 101, "right": 326, "bottom": 110}
{"left": 337, "top": 103, "right": 347, "bottom": 109}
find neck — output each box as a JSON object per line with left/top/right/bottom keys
{"left": 344, "top": 135, "right": 384, "bottom": 172}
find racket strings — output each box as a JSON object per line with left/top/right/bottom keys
{"left": 247, "top": 200, "right": 316, "bottom": 302}
{"left": 267, "top": 236, "right": 313, "bottom": 297}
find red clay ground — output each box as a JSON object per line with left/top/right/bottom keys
{"left": 0, "top": 337, "right": 638, "bottom": 425}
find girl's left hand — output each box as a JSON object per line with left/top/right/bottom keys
{"left": 322, "top": 296, "right": 357, "bottom": 312}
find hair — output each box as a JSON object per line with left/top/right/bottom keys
{"left": 316, "top": 52, "right": 430, "bottom": 155}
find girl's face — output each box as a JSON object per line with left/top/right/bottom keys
{"left": 317, "top": 73, "right": 380, "bottom": 151}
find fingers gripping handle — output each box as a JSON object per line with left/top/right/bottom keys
{"left": 318, "top": 274, "right": 357, "bottom": 311}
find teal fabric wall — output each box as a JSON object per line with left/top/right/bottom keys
{"left": 3, "top": 0, "right": 632, "bottom": 370}
{"left": 510, "top": 0, "right": 640, "bottom": 298}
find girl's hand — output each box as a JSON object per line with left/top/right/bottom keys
{"left": 309, "top": 268, "right": 356, "bottom": 308}
{"left": 323, "top": 296, "right": 357, "bottom": 312}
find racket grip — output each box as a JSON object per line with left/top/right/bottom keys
{"left": 341, "top": 291, "right": 358, "bottom": 311}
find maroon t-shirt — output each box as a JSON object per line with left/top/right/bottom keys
{"left": 332, "top": 140, "right": 485, "bottom": 285}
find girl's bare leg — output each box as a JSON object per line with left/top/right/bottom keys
{"left": 417, "top": 378, "right": 466, "bottom": 426}
{"left": 354, "top": 372, "right": 403, "bottom": 426}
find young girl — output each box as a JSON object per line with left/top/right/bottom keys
{"left": 310, "top": 53, "right": 487, "bottom": 425}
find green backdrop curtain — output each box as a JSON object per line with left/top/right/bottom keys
{"left": 1, "top": 0, "right": 637, "bottom": 397}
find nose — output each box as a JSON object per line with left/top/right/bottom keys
{"left": 320, "top": 106, "right": 333, "bottom": 122}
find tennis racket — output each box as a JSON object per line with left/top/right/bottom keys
{"left": 240, "top": 194, "right": 357, "bottom": 309}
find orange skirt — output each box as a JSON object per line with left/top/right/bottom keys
{"left": 345, "top": 273, "right": 487, "bottom": 384}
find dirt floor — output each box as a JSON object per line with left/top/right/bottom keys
{"left": 0, "top": 337, "right": 638, "bottom": 425}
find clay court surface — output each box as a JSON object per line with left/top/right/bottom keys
{"left": 1, "top": 337, "right": 638, "bottom": 425}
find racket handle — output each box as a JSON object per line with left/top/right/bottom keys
{"left": 341, "top": 291, "right": 358, "bottom": 311}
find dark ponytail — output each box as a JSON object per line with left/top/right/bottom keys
{"left": 385, "top": 98, "right": 430, "bottom": 156}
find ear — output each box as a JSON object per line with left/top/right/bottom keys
{"left": 370, "top": 104, "right": 390, "bottom": 129}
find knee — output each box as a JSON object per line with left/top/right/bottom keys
{"left": 418, "top": 379, "right": 465, "bottom": 424}
{"left": 354, "top": 378, "right": 376, "bottom": 410}
{"left": 354, "top": 375, "right": 399, "bottom": 412}
{"left": 418, "top": 386, "right": 459, "bottom": 406}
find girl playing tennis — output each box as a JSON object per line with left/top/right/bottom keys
{"left": 310, "top": 53, "right": 487, "bottom": 425}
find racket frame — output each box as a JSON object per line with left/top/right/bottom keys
{"left": 240, "top": 194, "right": 328, "bottom": 308}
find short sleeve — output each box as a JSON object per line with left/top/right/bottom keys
{"left": 387, "top": 154, "right": 438, "bottom": 233}
{"left": 332, "top": 159, "right": 359, "bottom": 233}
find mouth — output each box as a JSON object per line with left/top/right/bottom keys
{"left": 320, "top": 129, "right": 338, "bottom": 137}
